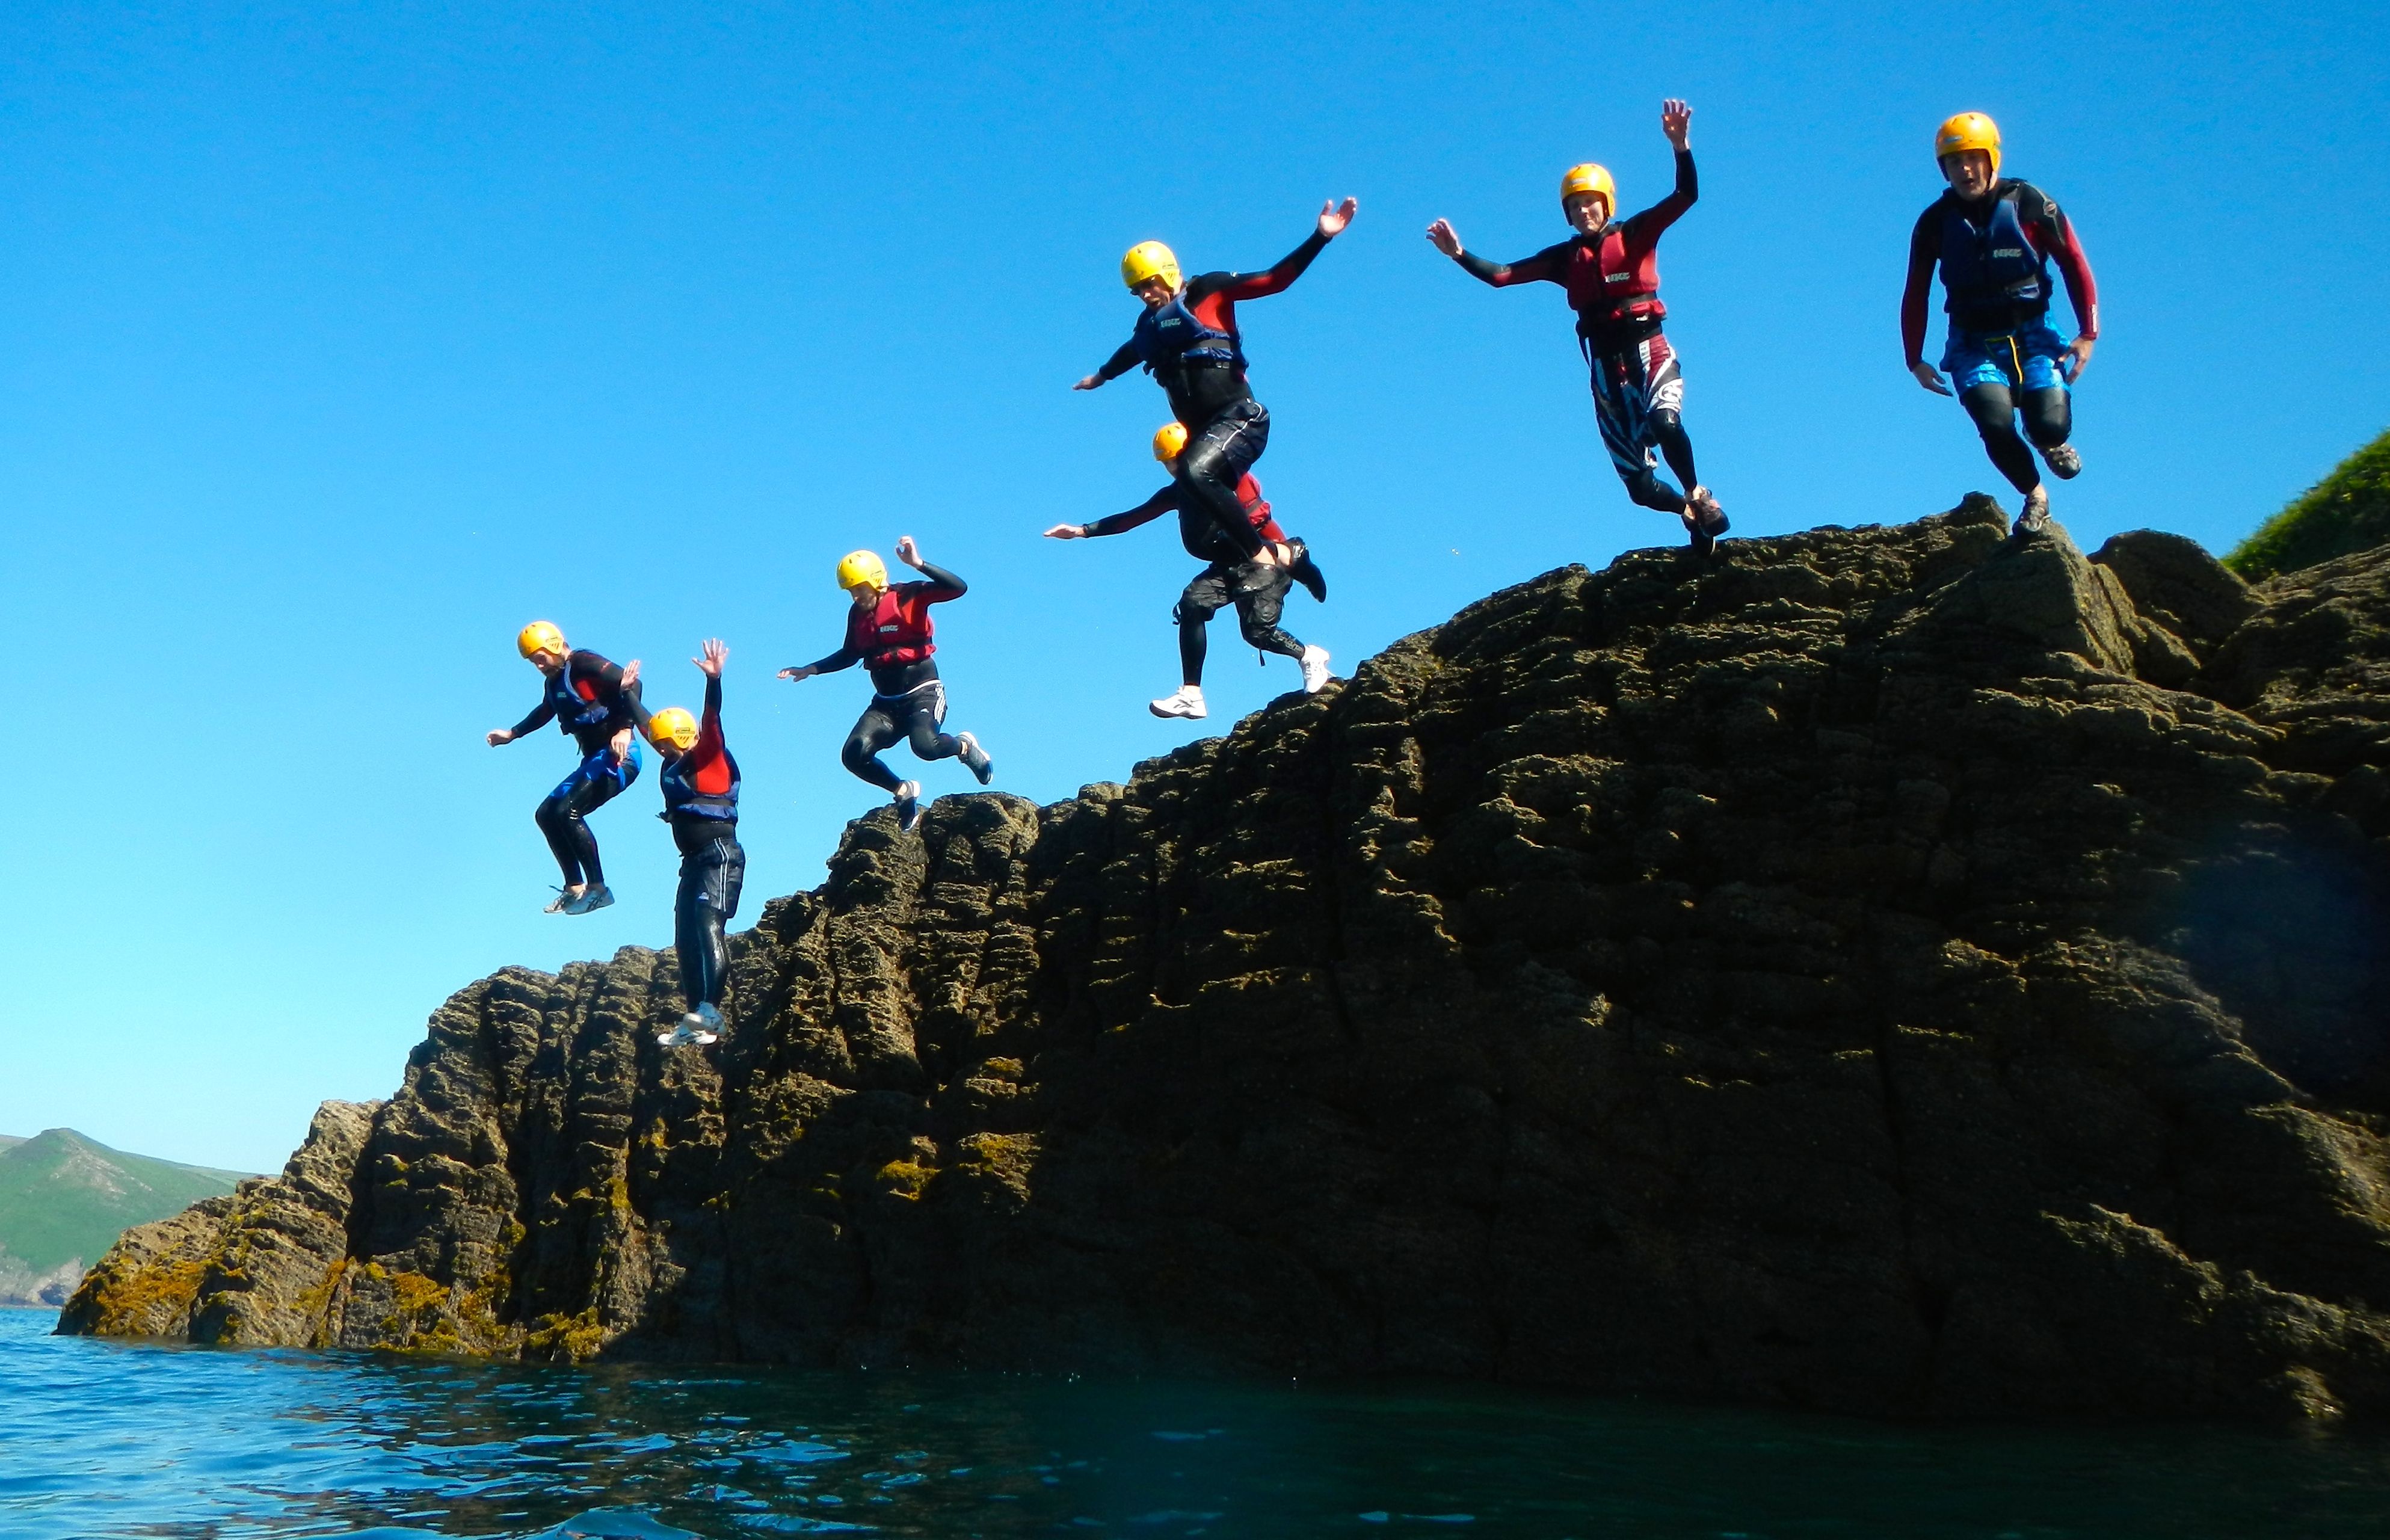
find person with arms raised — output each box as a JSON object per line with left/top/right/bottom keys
{"left": 780, "top": 535, "right": 993, "bottom": 834}
{"left": 1046, "top": 421, "right": 1330, "bottom": 719}
{"left": 1426, "top": 99, "right": 1728, "bottom": 555}
{"left": 1076, "top": 195, "right": 1357, "bottom": 578}
{"left": 485, "top": 621, "right": 642, "bottom": 915}
{"left": 1900, "top": 111, "right": 2099, "bottom": 535}
{"left": 633, "top": 639, "right": 743, "bottom": 1050}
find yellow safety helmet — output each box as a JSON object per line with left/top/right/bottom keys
{"left": 646, "top": 706, "right": 700, "bottom": 750}
{"left": 1559, "top": 162, "right": 1615, "bottom": 214}
{"left": 516, "top": 620, "right": 565, "bottom": 659}
{"left": 836, "top": 549, "right": 888, "bottom": 592}
{"left": 1152, "top": 422, "right": 1189, "bottom": 463}
{"left": 1121, "top": 240, "right": 1181, "bottom": 292}
{"left": 1934, "top": 111, "right": 2002, "bottom": 177}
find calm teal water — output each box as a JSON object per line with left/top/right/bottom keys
{"left": 7, "top": 1309, "right": 2390, "bottom": 1538}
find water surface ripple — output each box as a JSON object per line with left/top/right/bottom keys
{"left": 7, "top": 1309, "right": 2390, "bottom": 1538}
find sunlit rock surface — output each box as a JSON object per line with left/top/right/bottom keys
{"left": 64, "top": 498, "right": 2390, "bottom": 1421}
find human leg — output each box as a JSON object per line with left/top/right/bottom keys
{"left": 674, "top": 837, "right": 744, "bottom": 1012}
{"left": 897, "top": 684, "right": 964, "bottom": 763}
{"left": 1174, "top": 401, "right": 1272, "bottom": 547}
{"left": 1592, "top": 346, "right": 1687, "bottom": 515}
{"left": 1230, "top": 562, "right": 1304, "bottom": 660}
{"left": 538, "top": 751, "right": 636, "bottom": 892}
{"left": 840, "top": 703, "right": 907, "bottom": 792}
{"left": 1958, "top": 382, "right": 2042, "bottom": 498}
{"left": 1174, "top": 568, "right": 1231, "bottom": 687}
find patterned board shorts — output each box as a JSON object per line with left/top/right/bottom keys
{"left": 1588, "top": 332, "right": 1687, "bottom": 478}
{"left": 1942, "top": 321, "right": 2072, "bottom": 395}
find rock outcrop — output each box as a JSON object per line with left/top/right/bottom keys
{"left": 66, "top": 499, "right": 2390, "bottom": 1422}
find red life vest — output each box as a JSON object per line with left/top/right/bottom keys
{"left": 1562, "top": 224, "right": 1668, "bottom": 338}
{"left": 1239, "top": 475, "right": 1286, "bottom": 543}
{"left": 845, "top": 583, "right": 941, "bottom": 668}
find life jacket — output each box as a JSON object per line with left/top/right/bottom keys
{"left": 549, "top": 654, "right": 621, "bottom": 735}
{"left": 1936, "top": 186, "right": 2051, "bottom": 333}
{"left": 846, "top": 585, "right": 940, "bottom": 669}
{"left": 1133, "top": 291, "right": 1245, "bottom": 378}
{"left": 1239, "top": 475, "right": 1285, "bottom": 543}
{"left": 661, "top": 739, "right": 739, "bottom": 822}
{"left": 1565, "top": 226, "right": 1668, "bottom": 355}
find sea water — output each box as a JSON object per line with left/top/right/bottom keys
{"left": 5, "top": 1308, "right": 2390, "bottom": 1538}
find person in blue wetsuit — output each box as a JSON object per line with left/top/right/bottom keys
{"left": 631, "top": 639, "right": 742, "bottom": 1049}
{"left": 1901, "top": 111, "right": 2100, "bottom": 534}
{"left": 485, "top": 620, "right": 642, "bottom": 914}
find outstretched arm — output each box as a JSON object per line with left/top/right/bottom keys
{"left": 1076, "top": 338, "right": 1144, "bottom": 391}
{"left": 1070, "top": 485, "right": 1177, "bottom": 539}
{"left": 1193, "top": 199, "right": 1357, "bottom": 303}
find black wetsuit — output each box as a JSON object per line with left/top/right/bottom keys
{"left": 805, "top": 562, "right": 971, "bottom": 793}
{"left": 1083, "top": 477, "right": 1310, "bottom": 686}
{"left": 632, "top": 676, "right": 744, "bottom": 1014}
{"left": 1091, "top": 228, "right": 1334, "bottom": 582}
{"left": 507, "top": 650, "right": 642, "bottom": 889}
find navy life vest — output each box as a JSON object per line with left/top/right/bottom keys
{"left": 1938, "top": 186, "right": 2051, "bottom": 333}
{"left": 661, "top": 744, "right": 740, "bottom": 822}
{"left": 549, "top": 657, "right": 617, "bottom": 734}
{"left": 1133, "top": 292, "right": 1244, "bottom": 377}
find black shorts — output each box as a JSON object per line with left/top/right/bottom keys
{"left": 677, "top": 834, "right": 745, "bottom": 918}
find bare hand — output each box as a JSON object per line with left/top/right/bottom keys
{"left": 1425, "top": 218, "right": 1463, "bottom": 258}
{"left": 1911, "top": 360, "right": 1954, "bottom": 396}
{"left": 485, "top": 728, "right": 514, "bottom": 747}
{"left": 621, "top": 659, "right": 641, "bottom": 692}
{"left": 1043, "top": 523, "right": 1085, "bottom": 540}
{"left": 1662, "top": 98, "right": 1692, "bottom": 149}
{"left": 895, "top": 534, "right": 922, "bottom": 568}
{"left": 778, "top": 665, "right": 814, "bottom": 683}
{"left": 1073, "top": 374, "right": 1104, "bottom": 391}
{"left": 2061, "top": 335, "right": 2096, "bottom": 383}
{"left": 696, "top": 638, "right": 727, "bottom": 677}
{"left": 609, "top": 727, "right": 635, "bottom": 763}
{"left": 1317, "top": 197, "right": 1358, "bottom": 238}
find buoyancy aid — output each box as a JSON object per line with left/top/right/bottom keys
{"left": 1133, "top": 291, "right": 1245, "bottom": 377}
{"left": 661, "top": 741, "right": 739, "bottom": 822}
{"left": 1565, "top": 226, "right": 1669, "bottom": 356}
{"left": 846, "top": 586, "right": 939, "bottom": 668}
{"left": 1936, "top": 186, "right": 2051, "bottom": 332}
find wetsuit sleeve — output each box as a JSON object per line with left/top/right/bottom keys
{"left": 1625, "top": 148, "right": 1701, "bottom": 235}
{"left": 508, "top": 696, "right": 558, "bottom": 738}
{"left": 2016, "top": 183, "right": 2099, "bottom": 338}
{"left": 691, "top": 674, "right": 726, "bottom": 767}
{"left": 807, "top": 615, "right": 862, "bottom": 675}
{"left": 1189, "top": 228, "right": 1332, "bottom": 303}
{"left": 913, "top": 562, "right": 967, "bottom": 600}
{"left": 1901, "top": 203, "right": 1941, "bottom": 368}
{"left": 1094, "top": 337, "right": 1144, "bottom": 383}
{"left": 1083, "top": 485, "right": 1177, "bottom": 537}
{"left": 1452, "top": 239, "right": 1572, "bottom": 288}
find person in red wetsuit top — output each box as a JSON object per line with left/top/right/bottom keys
{"left": 1426, "top": 99, "right": 1728, "bottom": 556}
{"left": 778, "top": 535, "right": 993, "bottom": 834}
{"left": 1901, "top": 111, "right": 2099, "bottom": 535}
{"left": 631, "top": 639, "right": 742, "bottom": 1049}
{"left": 1074, "top": 196, "right": 1358, "bottom": 588}
{"left": 1046, "top": 421, "right": 1332, "bottom": 720}
{"left": 484, "top": 620, "right": 643, "bottom": 916}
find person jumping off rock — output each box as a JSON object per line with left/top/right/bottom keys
{"left": 1901, "top": 111, "right": 2099, "bottom": 537}
{"left": 1074, "top": 196, "right": 1357, "bottom": 590}
{"left": 778, "top": 535, "right": 993, "bottom": 834}
{"left": 1046, "top": 422, "right": 1332, "bottom": 719}
{"left": 485, "top": 621, "right": 642, "bottom": 915}
{"left": 1427, "top": 99, "right": 1728, "bottom": 556}
{"left": 632, "top": 639, "right": 743, "bottom": 1050}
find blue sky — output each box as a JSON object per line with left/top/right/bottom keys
{"left": 3, "top": 1, "right": 2385, "bottom": 1174}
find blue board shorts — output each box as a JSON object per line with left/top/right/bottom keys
{"left": 1941, "top": 321, "right": 2071, "bottom": 395}
{"left": 548, "top": 743, "right": 642, "bottom": 805}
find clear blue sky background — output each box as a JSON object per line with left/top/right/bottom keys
{"left": 4, "top": 1, "right": 2385, "bottom": 1173}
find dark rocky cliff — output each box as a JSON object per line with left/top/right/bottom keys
{"left": 66, "top": 499, "right": 2390, "bottom": 1421}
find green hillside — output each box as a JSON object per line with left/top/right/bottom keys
{"left": 2226, "top": 428, "right": 2390, "bottom": 580}
{"left": 0, "top": 1136, "right": 22, "bottom": 1152}
{"left": 0, "top": 1129, "right": 253, "bottom": 1276}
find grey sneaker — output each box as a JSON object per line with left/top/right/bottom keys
{"left": 2040, "top": 442, "right": 2083, "bottom": 479}
{"left": 1299, "top": 645, "right": 1334, "bottom": 695}
{"left": 565, "top": 882, "right": 614, "bottom": 915}
{"left": 895, "top": 781, "right": 923, "bottom": 834}
{"left": 544, "top": 888, "right": 577, "bottom": 914}
{"left": 2016, "top": 487, "right": 2052, "bottom": 534}
{"left": 956, "top": 731, "right": 994, "bottom": 786}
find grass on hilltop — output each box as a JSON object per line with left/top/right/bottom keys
{"left": 2226, "top": 428, "right": 2390, "bottom": 580}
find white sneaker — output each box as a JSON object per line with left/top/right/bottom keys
{"left": 894, "top": 781, "right": 923, "bottom": 834}
{"left": 1149, "top": 686, "right": 1207, "bottom": 720}
{"left": 544, "top": 888, "right": 577, "bottom": 914}
{"left": 565, "top": 882, "right": 614, "bottom": 915}
{"left": 655, "top": 1012, "right": 718, "bottom": 1049}
{"left": 1299, "top": 645, "right": 1334, "bottom": 695}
